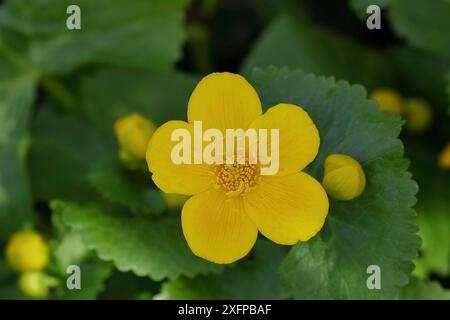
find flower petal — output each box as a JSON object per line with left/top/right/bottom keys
{"left": 249, "top": 103, "right": 320, "bottom": 175}
{"left": 182, "top": 188, "right": 258, "bottom": 264}
{"left": 146, "top": 120, "right": 214, "bottom": 195}
{"left": 187, "top": 72, "right": 262, "bottom": 131}
{"left": 243, "top": 172, "right": 329, "bottom": 244}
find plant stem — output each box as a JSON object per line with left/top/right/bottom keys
{"left": 1, "top": 35, "right": 77, "bottom": 111}
{"left": 187, "top": 23, "right": 212, "bottom": 74}
{"left": 40, "top": 76, "right": 77, "bottom": 111}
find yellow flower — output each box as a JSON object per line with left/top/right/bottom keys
{"left": 438, "top": 143, "right": 450, "bottom": 169}
{"left": 322, "top": 154, "right": 366, "bottom": 201}
{"left": 370, "top": 88, "right": 404, "bottom": 116}
{"left": 5, "top": 230, "right": 49, "bottom": 273}
{"left": 146, "top": 72, "right": 329, "bottom": 264}
{"left": 114, "top": 113, "right": 156, "bottom": 161}
{"left": 404, "top": 98, "right": 433, "bottom": 132}
{"left": 18, "top": 272, "right": 49, "bottom": 299}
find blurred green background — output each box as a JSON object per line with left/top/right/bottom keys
{"left": 0, "top": 0, "right": 449, "bottom": 299}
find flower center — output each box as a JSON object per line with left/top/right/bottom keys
{"left": 215, "top": 161, "right": 260, "bottom": 196}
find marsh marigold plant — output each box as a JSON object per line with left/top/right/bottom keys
{"left": 146, "top": 72, "right": 329, "bottom": 264}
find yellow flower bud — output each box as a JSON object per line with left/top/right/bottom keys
{"left": 370, "top": 88, "right": 404, "bottom": 116}
{"left": 5, "top": 231, "right": 49, "bottom": 273}
{"left": 322, "top": 154, "right": 366, "bottom": 200}
{"left": 404, "top": 98, "right": 433, "bottom": 132}
{"left": 114, "top": 113, "right": 156, "bottom": 161}
{"left": 438, "top": 143, "right": 450, "bottom": 169}
{"left": 163, "top": 192, "right": 189, "bottom": 209}
{"left": 18, "top": 272, "right": 49, "bottom": 299}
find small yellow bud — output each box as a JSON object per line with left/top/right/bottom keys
{"left": 18, "top": 272, "right": 49, "bottom": 299}
{"left": 114, "top": 113, "right": 156, "bottom": 161}
{"left": 5, "top": 231, "right": 49, "bottom": 273}
{"left": 438, "top": 143, "right": 450, "bottom": 169}
{"left": 322, "top": 154, "right": 366, "bottom": 201}
{"left": 404, "top": 98, "right": 433, "bottom": 132}
{"left": 370, "top": 88, "right": 404, "bottom": 116}
{"left": 163, "top": 192, "right": 189, "bottom": 209}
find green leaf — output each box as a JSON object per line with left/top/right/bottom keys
{"left": 99, "top": 271, "right": 159, "bottom": 300}
{"left": 53, "top": 231, "right": 89, "bottom": 274}
{"left": 389, "top": 0, "right": 450, "bottom": 60}
{"left": 250, "top": 67, "right": 420, "bottom": 299}
{"left": 51, "top": 217, "right": 113, "bottom": 300}
{"left": 81, "top": 68, "right": 198, "bottom": 132}
{"left": 51, "top": 200, "right": 224, "bottom": 281}
{"left": 349, "top": 0, "right": 392, "bottom": 17}
{"left": 0, "top": 0, "right": 191, "bottom": 74}
{"left": 88, "top": 160, "right": 165, "bottom": 216}
{"left": 0, "top": 31, "right": 36, "bottom": 239}
{"left": 242, "top": 14, "right": 393, "bottom": 90}
{"left": 55, "top": 259, "right": 113, "bottom": 300}
{"left": 399, "top": 278, "right": 450, "bottom": 300}
{"left": 28, "top": 108, "right": 116, "bottom": 202}
{"left": 156, "top": 240, "right": 287, "bottom": 299}
{"left": 414, "top": 191, "right": 450, "bottom": 278}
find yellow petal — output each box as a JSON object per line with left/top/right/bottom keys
{"left": 322, "top": 154, "right": 366, "bottom": 200}
{"left": 182, "top": 188, "right": 258, "bottom": 264}
{"left": 243, "top": 172, "right": 329, "bottom": 245}
{"left": 146, "top": 120, "right": 214, "bottom": 195}
{"left": 250, "top": 103, "right": 320, "bottom": 175}
{"left": 187, "top": 72, "right": 262, "bottom": 131}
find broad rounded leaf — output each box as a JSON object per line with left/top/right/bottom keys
{"left": 156, "top": 240, "right": 287, "bottom": 300}
{"left": 389, "top": 0, "right": 450, "bottom": 60}
{"left": 242, "top": 14, "right": 393, "bottom": 90}
{"left": 88, "top": 161, "right": 165, "bottom": 216}
{"left": 250, "top": 67, "right": 420, "bottom": 299}
{"left": 56, "top": 260, "right": 113, "bottom": 300}
{"left": 0, "top": 0, "right": 191, "bottom": 74}
{"left": 51, "top": 200, "right": 224, "bottom": 281}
